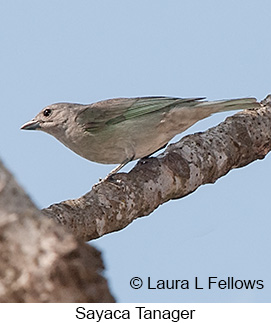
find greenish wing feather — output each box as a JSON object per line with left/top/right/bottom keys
{"left": 77, "top": 97, "right": 202, "bottom": 132}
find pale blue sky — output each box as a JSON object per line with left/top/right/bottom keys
{"left": 1, "top": 0, "right": 271, "bottom": 302}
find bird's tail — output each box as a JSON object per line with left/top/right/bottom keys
{"left": 196, "top": 97, "right": 260, "bottom": 113}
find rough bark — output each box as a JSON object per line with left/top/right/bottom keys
{"left": 42, "top": 97, "right": 271, "bottom": 242}
{"left": 0, "top": 160, "right": 115, "bottom": 302}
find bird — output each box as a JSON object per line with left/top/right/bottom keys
{"left": 21, "top": 96, "right": 259, "bottom": 179}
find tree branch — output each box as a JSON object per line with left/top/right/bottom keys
{"left": 42, "top": 99, "right": 271, "bottom": 242}
{"left": 0, "top": 160, "right": 114, "bottom": 302}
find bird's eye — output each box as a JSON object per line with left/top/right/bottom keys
{"left": 43, "top": 109, "right": 52, "bottom": 117}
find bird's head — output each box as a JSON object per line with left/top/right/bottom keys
{"left": 21, "top": 103, "right": 84, "bottom": 136}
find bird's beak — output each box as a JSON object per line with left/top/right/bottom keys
{"left": 21, "top": 119, "right": 41, "bottom": 130}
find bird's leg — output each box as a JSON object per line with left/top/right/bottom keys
{"left": 100, "top": 155, "right": 135, "bottom": 182}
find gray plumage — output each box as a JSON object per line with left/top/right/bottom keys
{"left": 21, "top": 96, "right": 259, "bottom": 177}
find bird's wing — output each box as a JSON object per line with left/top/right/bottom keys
{"left": 76, "top": 96, "right": 203, "bottom": 132}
